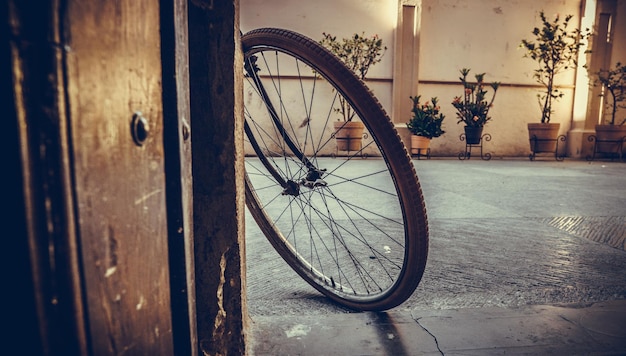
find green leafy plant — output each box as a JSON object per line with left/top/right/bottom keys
{"left": 596, "top": 62, "right": 626, "bottom": 125}
{"left": 406, "top": 96, "right": 446, "bottom": 139}
{"left": 320, "top": 32, "right": 387, "bottom": 121}
{"left": 451, "top": 68, "right": 500, "bottom": 128}
{"left": 520, "top": 11, "right": 591, "bottom": 123}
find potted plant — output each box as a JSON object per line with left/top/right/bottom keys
{"left": 594, "top": 62, "right": 626, "bottom": 155}
{"left": 319, "top": 32, "right": 387, "bottom": 151}
{"left": 451, "top": 68, "right": 500, "bottom": 144}
{"left": 520, "top": 11, "right": 591, "bottom": 154}
{"left": 406, "top": 95, "right": 445, "bottom": 156}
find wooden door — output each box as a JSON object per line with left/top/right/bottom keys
{"left": 65, "top": 1, "right": 174, "bottom": 353}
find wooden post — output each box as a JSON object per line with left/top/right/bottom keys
{"left": 188, "top": 0, "right": 248, "bottom": 354}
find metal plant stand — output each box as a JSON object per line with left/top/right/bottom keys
{"left": 332, "top": 132, "right": 368, "bottom": 159}
{"left": 412, "top": 147, "right": 430, "bottom": 160}
{"left": 458, "top": 133, "right": 491, "bottom": 160}
{"left": 529, "top": 134, "right": 566, "bottom": 161}
{"left": 586, "top": 135, "right": 625, "bottom": 161}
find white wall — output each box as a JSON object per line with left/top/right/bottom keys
{"left": 241, "top": 0, "right": 600, "bottom": 157}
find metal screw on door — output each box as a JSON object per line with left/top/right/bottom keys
{"left": 131, "top": 111, "right": 150, "bottom": 146}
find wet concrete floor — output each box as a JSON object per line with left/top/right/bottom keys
{"left": 245, "top": 158, "right": 626, "bottom": 355}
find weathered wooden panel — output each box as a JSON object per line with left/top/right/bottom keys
{"left": 64, "top": 0, "right": 174, "bottom": 354}
{"left": 160, "top": 0, "right": 198, "bottom": 354}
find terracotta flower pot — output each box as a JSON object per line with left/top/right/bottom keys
{"left": 528, "top": 123, "right": 560, "bottom": 153}
{"left": 594, "top": 124, "right": 626, "bottom": 155}
{"left": 410, "top": 135, "right": 431, "bottom": 155}
{"left": 334, "top": 121, "right": 365, "bottom": 151}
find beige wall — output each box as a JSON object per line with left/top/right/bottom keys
{"left": 604, "top": 0, "right": 626, "bottom": 124}
{"left": 240, "top": 0, "right": 396, "bottom": 78}
{"left": 241, "top": 0, "right": 622, "bottom": 157}
{"left": 240, "top": 0, "right": 396, "bottom": 111}
{"left": 610, "top": 1, "right": 626, "bottom": 67}
{"left": 416, "top": 0, "right": 583, "bottom": 156}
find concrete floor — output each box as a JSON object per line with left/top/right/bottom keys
{"left": 245, "top": 158, "right": 626, "bottom": 355}
{"left": 249, "top": 300, "right": 626, "bottom": 355}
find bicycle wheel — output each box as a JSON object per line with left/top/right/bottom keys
{"left": 242, "top": 28, "right": 429, "bottom": 311}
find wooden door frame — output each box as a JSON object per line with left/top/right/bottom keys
{"left": 5, "top": 0, "right": 246, "bottom": 354}
{"left": 160, "top": 0, "right": 198, "bottom": 354}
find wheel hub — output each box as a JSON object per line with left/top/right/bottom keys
{"left": 300, "top": 167, "right": 327, "bottom": 189}
{"left": 281, "top": 167, "right": 327, "bottom": 196}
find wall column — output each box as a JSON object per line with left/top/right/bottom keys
{"left": 568, "top": 0, "right": 613, "bottom": 158}
{"left": 392, "top": 0, "right": 421, "bottom": 149}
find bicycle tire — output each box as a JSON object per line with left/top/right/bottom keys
{"left": 242, "top": 27, "right": 429, "bottom": 311}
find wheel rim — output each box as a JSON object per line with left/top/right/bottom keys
{"left": 242, "top": 29, "right": 427, "bottom": 310}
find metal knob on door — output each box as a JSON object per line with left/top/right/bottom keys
{"left": 131, "top": 111, "right": 150, "bottom": 146}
